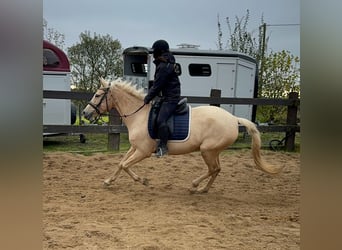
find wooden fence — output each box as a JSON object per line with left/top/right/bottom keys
{"left": 43, "top": 90, "right": 300, "bottom": 151}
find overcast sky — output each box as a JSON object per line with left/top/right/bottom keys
{"left": 43, "top": 0, "right": 300, "bottom": 56}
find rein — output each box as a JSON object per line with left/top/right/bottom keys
{"left": 119, "top": 103, "right": 146, "bottom": 118}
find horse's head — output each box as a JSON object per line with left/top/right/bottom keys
{"left": 83, "top": 78, "right": 111, "bottom": 123}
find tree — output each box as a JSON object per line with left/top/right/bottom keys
{"left": 43, "top": 18, "right": 65, "bottom": 50}
{"left": 257, "top": 50, "right": 300, "bottom": 123}
{"left": 217, "top": 10, "right": 265, "bottom": 61}
{"left": 217, "top": 10, "right": 300, "bottom": 123}
{"left": 260, "top": 50, "right": 300, "bottom": 98}
{"left": 67, "top": 31, "right": 123, "bottom": 93}
{"left": 217, "top": 10, "right": 269, "bottom": 95}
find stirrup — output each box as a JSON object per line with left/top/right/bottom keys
{"left": 155, "top": 146, "right": 168, "bottom": 158}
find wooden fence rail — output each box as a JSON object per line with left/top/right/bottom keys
{"left": 43, "top": 90, "right": 300, "bottom": 151}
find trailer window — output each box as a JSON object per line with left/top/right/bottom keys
{"left": 188, "top": 64, "right": 211, "bottom": 76}
{"left": 131, "top": 63, "right": 147, "bottom": 75}
{"left": 43, "top": 49, "right": 60, "bottom": 67}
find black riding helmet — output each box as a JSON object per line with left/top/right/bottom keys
{"left": 152, "top": 39, "right": 169, "bottom": 58}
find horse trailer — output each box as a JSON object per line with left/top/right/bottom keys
{"left": 43, "top": 40, "right": 76, "bottom": 135}
{"left": 123, "top": 46, "right": 258, "bottom": 121}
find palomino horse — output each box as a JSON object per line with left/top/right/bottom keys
{"left": 83, "top": 79, "right": 282, "bottom": 193}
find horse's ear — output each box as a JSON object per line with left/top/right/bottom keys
{"left": 99, "top": 78, "right": 107, "bottom": 88}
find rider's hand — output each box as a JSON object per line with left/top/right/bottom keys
{"left": 144, "top": 96, "right": 150, "bottom": 104}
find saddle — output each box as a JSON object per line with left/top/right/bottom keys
{"left": 148, "top": 98, "right": 191, "bottom": 141}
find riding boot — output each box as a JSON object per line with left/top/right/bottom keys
{"left": 156, "top": 125, "right": 169, "bottom": 157}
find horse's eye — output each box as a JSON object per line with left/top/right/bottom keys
{"left": 95, "top": 94, "right": 100, "bottom": 98}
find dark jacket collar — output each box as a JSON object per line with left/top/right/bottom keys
{"left": 154, "top": 52, "right": 175, "bottom": 65}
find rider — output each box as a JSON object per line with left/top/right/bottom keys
{"left": 144, "top": 39, "right": 181, "bottom": 157}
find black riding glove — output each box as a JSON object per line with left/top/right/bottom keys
{"left": 144, "top": 96, "right": 151, "bottom": 104}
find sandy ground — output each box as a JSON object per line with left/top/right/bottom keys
{"left": 43, "top": 150, "right": 300, "bottom": 249}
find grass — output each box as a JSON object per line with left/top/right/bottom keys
{"left": 43, "top": 131, "right": 300, "bottom": 154}
{"left": 43, "top": 133, "right": 129, "bottom": 154}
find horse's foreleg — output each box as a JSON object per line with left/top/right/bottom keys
{"left": 104, "top": 167, "right": 122, "bottom": 186}
{"left": 104, "top": 146, "right": 135, "bottom": 186}
{"left": 121, "top": 149, "right": 149, "bottom": 185}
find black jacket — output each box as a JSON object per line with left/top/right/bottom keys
{"left": 144, "top": 52, "right": 181, "bottom": 103}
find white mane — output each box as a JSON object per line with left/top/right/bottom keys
{"left": 109, "top": 79, "right": 145, "bottom": 100}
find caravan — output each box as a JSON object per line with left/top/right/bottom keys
{"left": 43, "top": 40, "right": 76, "bottom": 134}
{"left": 123, "top": 45, "right": 258, "bottom": 121}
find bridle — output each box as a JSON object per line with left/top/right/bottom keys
{"left": 87, "top": 87, "right": 110, "bottom": 117}
{"left": 87, "top": 86, "right": 145, "bottom": 122}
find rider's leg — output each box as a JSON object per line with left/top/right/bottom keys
{"left": 156, "top": 124, "right": 169, "bottom": 157}
{"left": 155, "top": 102, "right": 177, "bottom": 157}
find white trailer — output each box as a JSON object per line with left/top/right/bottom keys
{"left": 123, "top": 46, "right": 258, "bottom": 121}
{"left": 43, "top": 40, "right": 76, "bottom": 135}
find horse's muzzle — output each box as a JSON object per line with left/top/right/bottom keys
{"left": 82, "top": 105, "right": 96, "bottom": 122}
{"left": 82, "top": 111, "right": 91, "bottom": 121}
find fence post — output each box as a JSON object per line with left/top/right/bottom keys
{"left": 210, "top": 89, "right": 221, "bottom": 107}
{"left": 108, "top": 109, "right": 121, "bottom": 151}
{"left": 285, "top": 92, "right": 299, "bottom": 151}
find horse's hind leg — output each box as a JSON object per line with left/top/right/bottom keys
{"left": 198, "top": 156, "right": 221, "bottom": 193}
{"left": 190, "top": 151, "right": 221, "bottom": 194}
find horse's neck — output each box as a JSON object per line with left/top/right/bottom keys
{"left": 111, "top": 88, "right": 146, "bottom": 128}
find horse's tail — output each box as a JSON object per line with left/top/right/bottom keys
{"left": 237, "top": 117, "right": 282, "bottom": 175}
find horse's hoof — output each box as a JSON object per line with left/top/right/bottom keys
{"left": 103, "top": 180, "right": 111, "bottom": 187}
{"left": 197, "top": 188, "right": 209, "bottom": 194}
{"left": 192, "top": 181, "right": 199, "bottom": 188}
{"left": 188, "top": 187, "right": 208, "bottom": 194}
{"left": 188, "top": 187, "right": 198, "bottom": 194}
{"left": 142, "top": 178, "right": 149, "bottom": 186}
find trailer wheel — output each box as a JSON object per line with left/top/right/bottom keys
{"left": 80, "top": 134, "right": 86, "bottom": 143}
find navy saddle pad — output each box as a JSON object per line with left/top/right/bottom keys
{"left": 148, "top": 99, "right": 191, "bottom": 141}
